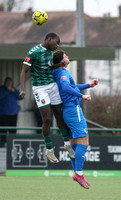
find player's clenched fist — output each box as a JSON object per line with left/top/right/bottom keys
{"left": 20, "top": 91, "right": 25, "bottom": 99}
{"left": 90, "top": 79, "right": 98, "bottom": 87}
{"left": 82, "top": 95, "right": 91, "bottom": 102}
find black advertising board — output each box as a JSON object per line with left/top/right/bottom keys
{"left": 7, "top": 135, "right": 72, "bottom": 170}
{"left": 7, "top": 135, "right": 121, "bottom": 170}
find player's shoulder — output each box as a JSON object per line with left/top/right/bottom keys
{"left": 59, "top": 69, "right": 70, "bottom": 81}
{"left": 61, "top": 68, "right": 70, "bottom": 76}
{"left": 28, "top": 44, "right": 43, "bottom": 55}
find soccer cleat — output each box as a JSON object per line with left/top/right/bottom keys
{"left": 73, "top": 172, "right": 90, "bottom": 189}
{"left": 86, "top": 181, "right": 90, "bottom": 186}
{"left": 64, "top": 144, "right": 75, "bottom": 158}
{"left": 45, "top": 148, "right": 59, "bottom": 163}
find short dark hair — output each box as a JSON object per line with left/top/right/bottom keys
{"left": 4, "top": 77, "right": 12, "bottom": 84}
{"left": 52, "top": 50, "right": 65, "bottom": 69}
{"left": 53, "top": 50, "right": 65, "bottom": 64}
{"left": 45, "top": 33, "right": 60, "bottom": 42}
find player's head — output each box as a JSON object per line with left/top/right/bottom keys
{"left": 53, "top": 50, "right": 69, "bottom": 69}
{"left": 44, "top": 33, "right": 60, "bottom": 51}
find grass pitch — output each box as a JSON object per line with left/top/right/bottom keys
{"left": 0, "top": 176, "right": 120, "bottom": 200}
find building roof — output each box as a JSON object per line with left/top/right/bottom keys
{"left": 0, "top": 11, "right": 101, "bottom": 45}
{"left": 87, "top": 22, "right": 121, "bottom": 47}
{"left": 0, "top": 10, "right": 121, "bottom": 47}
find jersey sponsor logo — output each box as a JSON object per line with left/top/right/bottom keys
{"left": 25, "top": 56, "right": 31, "bottom": 62}
{"left": 61, "top": 76, "right": 67, "bottom": 80}
{"left": 41, "top": 99, "right": 46, "bottom": 104}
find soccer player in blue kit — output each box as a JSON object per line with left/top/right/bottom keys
{"left": 52, "top": 50, "right": 98, "bottom": 189}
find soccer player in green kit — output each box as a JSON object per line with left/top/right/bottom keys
{"left": 20, "top": 33, "right": 75, "bottom": 163}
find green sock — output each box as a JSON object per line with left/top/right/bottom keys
{"left": 60, "top": 128, "right": 69, "bottom": 142}
{"left": 43, "top": 135, "right": 52, "bottom": 149}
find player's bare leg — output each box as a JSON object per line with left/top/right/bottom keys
{"left": 40, "top": 106, "right": 59, "bottom": 163}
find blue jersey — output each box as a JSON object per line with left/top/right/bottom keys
{"left": 53, "top": 68, "right": 81, "bottom": 107}
{"left": 0, "top": 85, "right": 22, "bottom": 115}
{"left": 53, "top": 68, "right": 90, "bottom": 108}
{"left": 53, "top": 68, "right": 90, "bottom": 138}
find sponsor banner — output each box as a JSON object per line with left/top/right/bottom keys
{"left": 85, "top": 135, "right": 121, "bottom": 170}
{"left": 7, "top": 135, "right": 121, "bottom": 170}
{"left": 6, "top": 170, "right": 121, "bottom": 177}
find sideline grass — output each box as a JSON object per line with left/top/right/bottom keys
{"left": 0, "top": 176, "right": 121, "bottom": 200}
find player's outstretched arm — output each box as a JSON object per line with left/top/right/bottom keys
{"left": 76, "top": 83, "right": 90, "bottom": 91}
{"left": 20, "top": 64, "right": 30, "bottom": 99}
{"left": 61, "top": 81, "right": 83, "bottom": 97}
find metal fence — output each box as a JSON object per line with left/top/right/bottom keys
{"left": 0, "top": 126, "right": 121, "bottom": 135}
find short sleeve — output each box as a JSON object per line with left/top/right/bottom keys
{"left": 23, "top": 51, "right": 34, "bottom": 67}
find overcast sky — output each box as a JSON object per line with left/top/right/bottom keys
{"left": 32, "top": 0, "right": 121, "bottom": 17}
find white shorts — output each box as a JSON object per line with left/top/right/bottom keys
{"left": 32, "top": 82, "right": 62, "bottom": 108}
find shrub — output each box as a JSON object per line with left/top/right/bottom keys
{"left": 85, "top": 94, "right": 121, "bottom": 135}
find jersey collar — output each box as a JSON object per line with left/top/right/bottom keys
{"left": 40, "top": 44, "right": 47, "bottom": 50}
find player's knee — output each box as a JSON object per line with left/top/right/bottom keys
{"left": 42, "top": 118, "right": 51, "bottom": 126}
{"left": 85, "top": 137, "right": 89, "bottom": 146}
{"left": 53, "top": 106, "right": 62, "bottom": 117}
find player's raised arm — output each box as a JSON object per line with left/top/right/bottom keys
{"left": 20, "top": 64, "right": 30, "bottom": 99}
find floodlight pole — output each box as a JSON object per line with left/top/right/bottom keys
{"left": 76, "top": 0, "right": 85, "bottom": 47}
{"left": 76, "top": 0, "right": 85, "bottom": 109}
{"left": 76, "top": 0, "right": 85, "bottom": 84}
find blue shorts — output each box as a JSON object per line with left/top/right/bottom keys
{"left": 63, "top": 105, "right": 88, "bottom": 139}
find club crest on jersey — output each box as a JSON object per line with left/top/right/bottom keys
{"left": 41, "top": 99, "right": 45, "bottom": 104}
{"left": 61, "top": 76, "right": 67, "bottom": 80}
{"left": 25, "top": 56, "right": 31, "bottom": 62}
{"left": 48, "top": 60, "right": 51, "bottom": 66}
{"left": 84, "top": 128, "right": 88, "bottom": 134}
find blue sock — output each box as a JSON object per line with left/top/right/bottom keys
{"left": 69, "top": 144, "right": 77, "bottom": 172}
{"left": 75, "top": 144, "right": 88, "bottom": 171}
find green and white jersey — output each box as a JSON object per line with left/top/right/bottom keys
{"left": 23, "top": 44, "right": 55, "bottom": 86}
